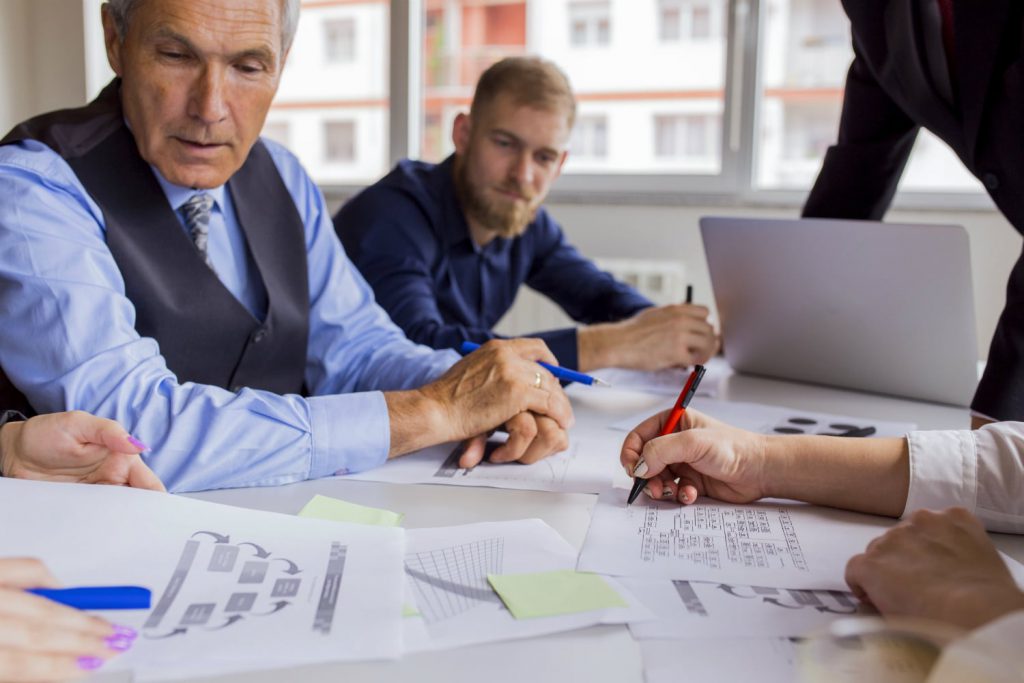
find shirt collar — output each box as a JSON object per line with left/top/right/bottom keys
{"left": 152, "top": 167, "right": 227, "bottom": 214}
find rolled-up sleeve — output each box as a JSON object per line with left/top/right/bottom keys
{"left": 904, "top": 422, "right": 1024, "bottom": 533}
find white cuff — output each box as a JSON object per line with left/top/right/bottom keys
{"left": 928, "top": 611, "right": 1024, "bottom": 683}
{"left": 902, "top": 429, "right": 977, "bottom": 518}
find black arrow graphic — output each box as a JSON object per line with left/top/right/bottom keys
{"left": 191, "top": 531, "right": 230, "bottom": 543}
{"left": 254, "top": 601, "right": 291, "bottom": 616}
{"left": 271, "top": 558, "right": 301, "bottom": 575}
{"left": 815, "top": 604, "right": 858, "bottom": 614}
{"left": 717, "top": 584, "right": 758, "bottom": 598}
{"left": 145, "top": 627, "right": 188, "bottom": 639}
{"left": 206, "top": 615, "right": 245, "bottom": 630}
{"left": 763, "top": 597, "right": 803, "bottom": 610}
{"left": 238, "top": 542, "right": 271, "bottom": 558}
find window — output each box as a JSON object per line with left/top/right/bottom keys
{"left": 324, "top": 121, "right": 357, "bottom": 162}
{"left": 654, "top": 114, "right": 720, "bottom": 159}
{"left": 571, "top": 115, "right": 608, "bottom": 159}
{"left": 569, "top": 1, "right": 611, "bottom": 47}
{"left": 324, "top": 18, "right": 357, "bottom": 64}
{"left": 659, "top": 0, "right": 720, "bottom": 42}
{"left": 261, "top": 121, "right": 291, "bottom": 148}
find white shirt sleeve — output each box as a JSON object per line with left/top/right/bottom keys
{"left": 927, "top": 611, "right": 1024, "bottom": 683}
{"left": 904, "top": 422, "right": 1024, "bottom": 533}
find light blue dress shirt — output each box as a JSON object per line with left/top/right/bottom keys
{"left": 0, "top": 137, "right": 459, "bottom": 492}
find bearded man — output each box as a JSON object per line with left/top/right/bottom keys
{"left": 336, "top": 57, "right": 718, "bottom": 372}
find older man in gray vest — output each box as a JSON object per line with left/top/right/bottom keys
{"left": 0, "top": 0, "right": 573, "bottom": 492}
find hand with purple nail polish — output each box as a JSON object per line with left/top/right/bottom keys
{"left": 0, "top": 558, "right": 134, "bottom": 681}
{"left": 0, "top": 411, "right": 165, "bottom": 491}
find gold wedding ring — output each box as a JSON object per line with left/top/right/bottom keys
{"left": 533, "top": 371, "right": 543, "bottom": 389}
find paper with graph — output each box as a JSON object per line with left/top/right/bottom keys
{"left": 0, "top": 479, "right": 405, "bottom": 680}
{"left": 344, "top": 436, "right": 614, "bottom": 494}
{"left": 401, "top": 519, "right": 652, "bottom": 651}
{"left": 577, "top": 490, "right": 893, "bottom": 591}
{"left": 610, "top": 397, "right": 916, "bottom": 438}
{"left": 624, "top": 578, "right": 869, "bottom": 639}
{"left": 594, "top": 357, "right": 731, "bottom": 398}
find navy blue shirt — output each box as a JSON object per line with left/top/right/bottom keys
{"left": 335, "top": 156, "right": 652, "bottom": 370}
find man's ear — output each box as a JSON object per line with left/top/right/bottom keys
{"left": 452, "top": 112, "right": 472, "bottom": 155}
{"left": 101, "top": 5, "right": 125, "bottom": 77}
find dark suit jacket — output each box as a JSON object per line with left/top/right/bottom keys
{"left": 804, "top": 0, "right": 1024, "bottom": 420}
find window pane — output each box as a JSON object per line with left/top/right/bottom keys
{"left": 420, "top": 0, "right": 728, "bottom": 176}
{"left": 265, "top": 1, "right": 389, "bottom": 185}
{"left": 756, "top": 0, "right": 980, "bottom": 193}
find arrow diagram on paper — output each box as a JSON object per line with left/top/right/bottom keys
{"left": 145, "top": 628, "right": 188, "bottom": 639}
{"left": 272, "top": 558, "right": 302, "bottom": 575}
{"left": 191, "top": 531, "right": 231, "bottom": 543}
{"left": 255, "top": 601, "right": 291, "bottom": 616}
{"left": 206, "top": 615, "right": 245, "bottom": 630}
{"left": 238, "top": 542, "right": 271, "bottom": 558}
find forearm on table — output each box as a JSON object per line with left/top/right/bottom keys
{"left": 761, "top": 435, "right": 910, "bottom": 517}
{"left": 383, "top": 389, "right": 450, "bottom": 458}
{"left": 577, "top": 322, "right": 624, "bottom": 372}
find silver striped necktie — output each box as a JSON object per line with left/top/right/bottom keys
{"left": 180, "top": 193, "right": 215, "bottom": 270}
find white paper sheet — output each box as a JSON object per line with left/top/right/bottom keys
{"left": 577, "top": 490, "right": 894, "bottom": 591}
{"left": 641, "top": 638, "right": 799, "bottom": 683}
{"left": 593, "top": 359, "right": 730, "bottom": 401}
{"left": 0, "top": 479, "right": 405, "bottom": 681}
{"left": 344, "top": 436, "right": 615, "bottom": 493}
{"left": 610, "top": 396, "right": 917, "bottom": 438}
{"left": 625, "top": 578, "right": 870, "bottom": 640}
{"left": 399, "top": 519, "right": 652, "bottom": 652}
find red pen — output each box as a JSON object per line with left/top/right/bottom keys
{"left": 626, "top": 364, "right": 707, "bottom": 505}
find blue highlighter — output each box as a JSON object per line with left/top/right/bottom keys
{"left": 27, "top": 586, "right": 152, "bottom": 610}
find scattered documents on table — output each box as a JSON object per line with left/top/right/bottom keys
{"left": 594, "top": 357, "right": 731, "bottom": 398}
{"left": 345, "top": 437, "right": 615, "bottom": 494}
{"left": 401, "top": 519, "right": 651, "bottom": 652}
{"left": 0, "top": 479, "right": 406, "bottom": 681}
{"left": 609, "top": 396, "right": 916, "bottom": 438}
{"left": 488, "top": 570, "right": 627, "bottom": 619}
{"left": 624, "top": 578, "right": 869, "bottom": 639}
{"left": 577, "top": 490, "right": 893, "bottom": 591}
{"left": 298, "top": 494, "right": 404, "bottom": 527}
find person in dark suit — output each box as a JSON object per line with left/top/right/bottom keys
{"left": 803, "top": 0, "right": 1024, "bottom": 424}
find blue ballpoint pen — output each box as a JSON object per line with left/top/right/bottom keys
{"left": 459, "top": 341, "right": 611, "bottom": 387}
{"left": 27, "top": 586, "right": 152, "bottom": 610}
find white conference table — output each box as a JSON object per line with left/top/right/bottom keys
{"left": 180, "top": 369, "right": 1023, "bottom": 683}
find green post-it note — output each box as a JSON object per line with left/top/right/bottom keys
{"left": 402, "top": 603, "right": 420, "bottom": 618}
{"left": 487, "top": 570, "right": 627, "bottom": 619}
{"left": 298, "top": 494, "right": 404, "bottom": 527}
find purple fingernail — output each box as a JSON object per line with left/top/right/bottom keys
{"left": 112, "top": 625, "right": 138, "bottom": 639}
{"left": 128, "top": 436, "right": 149, "bottom": 451}
{"left": 78, "top": 657, "right": 104, "bottom": 671}
{"left": 105, "top": 636, "right": 133, "bottom": 652}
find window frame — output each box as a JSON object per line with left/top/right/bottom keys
{"left": 324, "top": 0, "right": 994, "bottom": 211}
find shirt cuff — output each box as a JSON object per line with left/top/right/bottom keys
{"left": 903, "top": 429, "right": 978, "bottom": 518}
{"left": 308, "top": 392, "right": 390, "bottom": 477}
{"left": 928, "top": 610, "right": 1024, "bottom": 683}
{"left": 534, "top": 328, "right": 580, "bottom": 370}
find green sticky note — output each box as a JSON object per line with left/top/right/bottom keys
{"left": 402, "top": 603, "right": 420, "bottom": 618}
{"left": 298, "top": 494, "right": 404, "bottom": 527}
{"left": 487, "top": 570, "right": 627, "bottom": 619}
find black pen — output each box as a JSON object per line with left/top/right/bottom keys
{"left": 626, "top": 364, "right": 706, "bottom": 505}
{"left": 685, "top": 284, "right": 694, "bottom": 305}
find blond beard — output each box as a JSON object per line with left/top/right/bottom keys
{"left": 454, "top": 155, "right": 537, "bottom": 239}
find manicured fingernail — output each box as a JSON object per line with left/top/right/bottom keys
{"left": 632, "top": 460, "right": 649, "bottom": 478}
{"left": 644, "top": 486, "right": 655, "bottom": 499}
{"left": 623, "top": 466, "right": 632, "bottom": 479}
{"left": 128, "top": 436, "right": 149, "bottom": 451}
{"left": 662, "top": 488, "right": 673, "bottom": 499}
{"left": 105, "top": 636, "right": 133, "bottom": 652}
{"left": 112, "top": 625, "right": 137, "bottom": 639}
{"left": 78, "top": 657, "right": 104, "bottom": 671}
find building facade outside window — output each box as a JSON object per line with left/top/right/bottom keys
{"left": 324, "top": 17, "right": 357, "bottom": 64}
{"left": 569, "top": 1, "right": 611, "bottom": 47}
{"left": 571, "top": 115, "right": 609, "bottom": 159}
{"left": 324, "top": 120, "right": 357, "bottom": 163}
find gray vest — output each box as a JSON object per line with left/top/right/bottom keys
{"left": 0, "top": 80, "right": 310, "bottom": 414}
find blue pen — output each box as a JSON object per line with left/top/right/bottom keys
{"left": 28, "top": 586, "right": 152, "bottom": 610}
{"left": 459, "top": 341, "right": 611, "bottom": 387}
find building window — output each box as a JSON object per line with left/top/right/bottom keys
{"left": 654, "top": 114, "right": 720, "bottom": 158}
{"left": 659, "top": 0, "right": 719, "bottom": 42}
{"left": 261, "top": 121, "right": 291, "bottom": 148}
{"left": 569, "top": 1, "right": 611, "bottom": 47}
{"left": 324, "top": 121, "right": 356, "bottom": 162}
{"left": 571, "top": 115, "right": 608, "bottom": 158}
{"left": 324, "top": 18, "right": 356, "bottom": 64}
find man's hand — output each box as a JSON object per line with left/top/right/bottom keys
{"left": 0, "top": 412, "right": 164, "bottom": 491}
{"left": 578, "top": 304, "right": 719, "bottom": 372}
{"left": 387, "top": 339, "right": 574, "bottom": 464}
{"left": 845, "top": 508, "right": 1024, "bottom": 630}
{"left": 0, "top": 558, "right": 135, "bottom": 681}
{"left": 620, "top": 408, "right": 768, "bottom": 504}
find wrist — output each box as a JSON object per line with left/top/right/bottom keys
{"left": 0, "top": 421, "right": 21, "bottom": 477}
{"left": 383, "top": 388, "right": 452, "bottom": 458}
{"left": 578, "top": 322, "right": 624, "bottom": 371}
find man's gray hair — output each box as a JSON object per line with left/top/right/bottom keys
{"left": 105, "top": 0, "right": 300, "bottom": 52}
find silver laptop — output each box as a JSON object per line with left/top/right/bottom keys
{"left": 700, "top": 216, "right": 978, "bottom": 406}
